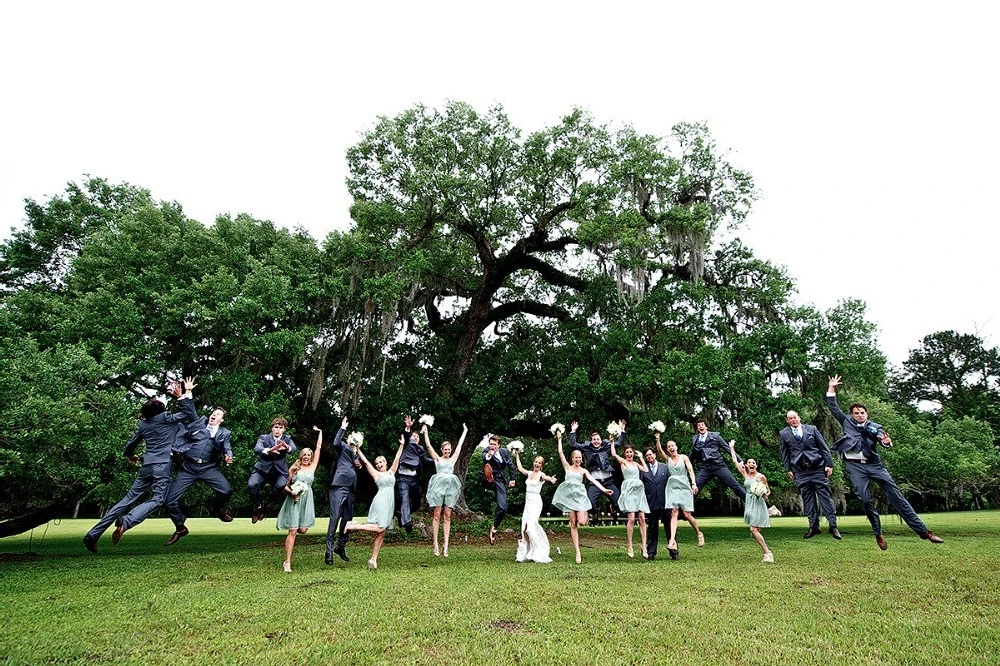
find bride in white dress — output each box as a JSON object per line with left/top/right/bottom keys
{"left": 513, "top": 450, "right": 558, "bottom": 563}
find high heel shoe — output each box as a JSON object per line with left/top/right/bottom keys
{"left": 282, "top": 561, "right": 291, "bottom": 573}
{"left": 697, "top": 532, "right": 705, "bottom": 547}
{"left": 641, "top": 545, "right": 649, "bottom": 559}
{"left": 367, "top": 559, "right": 377, "bottom": 569}
{"left": 433, "top": 546, "right": 440, "bottom": 557}
{"left": 627, "top": 548, "right": 635, "bottom": 559}
{"left": 443, "top": 548, "right": 449, "bottom": 558}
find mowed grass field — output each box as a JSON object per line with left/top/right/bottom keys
{"left": 1, "top": 512, "right": 998, "bottom": 665}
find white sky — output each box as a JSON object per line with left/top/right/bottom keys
{"left": 2, "top": 2, "right": 997, "bottom": 365}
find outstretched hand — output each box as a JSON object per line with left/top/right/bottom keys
{"left": 167, "top": 382, "right": 182, "bottom": 399}
{"left": 570, "top": 421, "right": 579, "bottom": 433}
{"left": 184, "top": 376, "right": 197, "bottom": 392}
{"left": 314, "top": 425, "right": 323, "bottom": 433}
{"left": 828, "top": 374, "right": 843, "bottom": 391}
{"left": 404, "top": 414, "right": 414, "bottom": 429}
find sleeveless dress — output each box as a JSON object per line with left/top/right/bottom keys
{"left": 365, "top": 472, "right": 396, "bottom": 529}
{"left": 425, "top": 458, "right": 461, "bottom": 508}
{"left": 551, "top": 471, "right": 590, "bottom": 513}
{"left": 617, "top": 464, "right": 650, "bottom": 513}
{"left": 516, "top": 475, "right": 552, "bottom": 563}
{"left": 744, "top": 475, "right": 770, "bottom": 527}
{"left": 665, "top": 457, "right": 695, "bottom": 512}
{"left": 276, "top": 469, "right": 315, "bottom": 530}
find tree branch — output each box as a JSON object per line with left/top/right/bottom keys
{"left": 487, "top": 299, "right": 570, "bottom": 326}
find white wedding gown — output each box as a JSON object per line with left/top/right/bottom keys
{"left": 516, "top": 476, "right": 552, "bottom": 563}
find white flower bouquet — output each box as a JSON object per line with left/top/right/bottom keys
{"left": 347, "top": 431, "right": 364, "bottom": 448}
{"left": 648, "top": 421, "right": 666, "bottom": 433}
{"left": 419, "top": 414, "right": 435, "bottom": 427}
{"left": 289, "top": 479, "right": 309, "bottom": 503}
{"left": 507, "top": 440, "right": 525, "bottom": 452}
{"left": 750, "top": 481, "right": 768, "bottom": 498}
{"left": 607, "top": 422, "right": 623, "bottom": 437}
{"left": 550, "top": 423, "right": 565, "bottom": 437}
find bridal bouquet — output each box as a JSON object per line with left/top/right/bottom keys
{"left": 347, "top": 431, "right": 364, "bottom": 448}
{"left": 507, "top": 440, "right": 525, "bottom": 452}
{"left": 550, "top": 423, "right": 565, "bottom": 437}
{"left": 648, "top": 421, "right": 666, "bottom": 433}
{"left": 607, "top": 422, "right": 623, "bottom": 437}
{"left": 419, "top": 414, "right": 435, "bottom": 427}
{"left": 289, "top": 479, "right": 310, "bottom": 503}
{"left": 750, "top": 481, "right": 768, "bottom": 498}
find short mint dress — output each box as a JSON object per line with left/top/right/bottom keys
{"left": 665, "top": 457, "right": 694, "bottom": 512}
{"left": 551, "top": 471, "right": 591, "bottom": 513}
{"left": 743, "top": 475, "right": 770, "bottom": 528}
{"left": 618, "top": 465, "right": 650, "bottom": 513}
{"left": 365, "top": 472, "right": 396, "bottom": 529}
{"left": 425, "top": 459, "right": 461, "bottom": 508}
{"left": 276, "top": 470, "right": 315, "bottom": 530}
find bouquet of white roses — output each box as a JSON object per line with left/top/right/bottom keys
{"left": 419, "top": 414, "right": 435, "bottom": 427}
{"left": 648, "top": 421, "right": 666, "bottom": 433}
{"left": 506, "top": 440, "right": 525, "bottom": 453}
{"left": 347, "top": 431, "right": 364, "bottom": 448}
{"left": 289, "top": 479, "right": 310, "bottom": 503}
{"left": 750, "top": 481, "right": 768, "bottom": 498}
{"left": 550, "top": 423, "right": 565, "bottom": 437}
{"left": 607, "top": 422, "right": 623, "bottom": 437}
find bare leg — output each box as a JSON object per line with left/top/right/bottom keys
{"left": 626, "top": 512, "right": 636, "bottom": 558}
{"left": 683, "top": 511, "right": 703, "bottom": 545}
{"left": 284, "top": 530, "right": 297, "bottom": 569}
{"left": 432, "top": 506, "right": 442, "bottom": 556}
{"left": 668, "top": 508, "right": 679, "bottom": 548}
{"left": 369, "top": 530, "right": 386, "bottom": 568}
{"left": 442, "top": 507, "right": 452, "bottom": 557}
{"left": 750, "top": 526, "right": 771, "bottom": 554}
{"left": 569, "top": 512, "right": 582, "bottom": 563}
{"left": 638, "top": 512, "right": 648, "bottom": 558}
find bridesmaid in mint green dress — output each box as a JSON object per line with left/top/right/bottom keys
{"left": 611, "top": 439, "right": 649, "bottom": 559}
{"left": 345, "top": 437, "right": 405, "bottom": 569}
{"left": 729, "top": 441, "right": 774, "bottom": 563}
{"left": 422, "top": 422, "right": 468, "bottom": 558}
{"left": 552, "top": 434, "right": 613, "bottom": 563}
{"left": 656, "top": 435, "right": 704, "bottom": 559}
{"left": 276, "top": 424, "right": 329, "bottom": 572}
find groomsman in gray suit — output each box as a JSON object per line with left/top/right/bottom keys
{"left": 397, "top": 415, "right": 434, "bottom": 533}
{"left": 84, "top": 380, "right": 190, "bottom": 552}
{"left": 778, "top": 410, "right": 840, "bottom": 539}
{"left": 248, "top": 417, "right": 297, "bottom": 523}
{"left": 690, "top": 419, "right": 746, "bottom": 501}
{"left": 162, "top": 400, "right": 235, "bottom": 546}
{"left": 827, "top": 374, "right": 943, "bottom": 550}
{"left": 325, "top": 416, "right": 357, "bottom": 564}
{"left": 640, "top": 447, "right": 670, "bottom": 560}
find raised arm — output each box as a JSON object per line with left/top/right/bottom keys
{"left": 309, "top": 425, "right": 324, "bottom": 468}
{"left": 728, "top": 441, "right": 750, "bottom": 479}
{"left": 451, "top": 423, "right": 469, "bottom": 459}
{"left": 514, "top": 450, "right": 530, "bottom": 476}
{"left": 635, "top": 455, "right": 649, "bottom": 473}
{"left": 655, "top": 434, "right": 669, "bottom": 462}
{"left": 556, "top": 435, "right": 570, "bottom": 470}
{"left": 356, "top": 446, "right": 380, "bottom": 482}
{"left": 826, "top": 375, "right": 849, "bottom": 426}
{"left": 389, "top": 439, "right": 406, "bottom": 475}
{"left": 610, "top": 438, "right": 627, "bottom": 467}
{"left": 421, "top": 423, "right": 440, "bottom": 462}
{"left": 568, "top": 421, "right": 583, "bottom": 451}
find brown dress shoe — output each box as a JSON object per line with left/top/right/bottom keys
{"left": 83, "top": 536, "right": 98, "bottom": 553}
{"left": 164, "top": 526, "right": 190, "bottom": 546}
{"left": 875, "top": 533, "right": 887, "bottom": 550}
{"left": 921, "top": 531, "right": 944, "bottom": 544}
{"left": 112, "top": 525, "right": 125, "bottom": 545}
{"left": 803, "top": 527, "right": 821, "bottom": 539}
{"left": 217, "top": 511, "right": 233, "bottom": 523}
{"left": 830, "top": 527, "right": 842, "bottom": 540}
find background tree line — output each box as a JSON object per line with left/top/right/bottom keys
{"left": 2, "top": 103, "right": 998, "bottom": 535}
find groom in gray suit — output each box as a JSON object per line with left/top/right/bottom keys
{"left": 84, "top": 381, "right": 190, "bottom": 551}
{"left": 827, "top": 374, "right": 943, "bottom": 550}
{"left": 778, "top": 410, "right": 840, "bottom": 539}
{"left": 640, "top": 447, "right": 670, "bottom": 560}
{"left": 325, "top": 417, "right": 356, "bottom": 564}
{"left": 162, "top": 401, "right": 235, "bottom": 547}
{"left": 248, "top": 417, "right": 297, "bottom": 523}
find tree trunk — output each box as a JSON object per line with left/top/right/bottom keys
{"left": 0, "top": 502, "right": 76, "bottom": 539}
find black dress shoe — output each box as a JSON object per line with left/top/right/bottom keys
{"left": 830, "top": 527, "right": 842, "bottom": 540}
{"left": 83, "top": 536, "right": 98, "bottom": 553}
{"left": 875, "top": 534, "right": 888, "bottom": 550}
{"left": 217, "top": 511, "right": 233, "bottom": 523}
{"left": 164, "top": 526, "right": 190, "bottom": 546}
{"left": 251, "top": 507, "right": 264, "bottom": 524}
{"left": 803, "top": 527, "right": 821, "bottom": 539}
{"left": 921, "top": 531, "right": 944, "bottom": 544}
{"left": 324, "top": 552, "right": 334, "bottom": 565}
{"left": 333, "top": 547, "right": 349, "bottom": 562}
{"left": 668, "top": 548, "right": 679, "bottom": 560}
{"left": 404, "top": 523, "right": 413, "bottom": 534}
{"left": 112, "top": 525, "right": 125, "bottom": 545}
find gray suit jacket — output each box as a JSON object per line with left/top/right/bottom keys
{"left": 778, "top": 424, "right": 832, "bottom": 472}
{"left": 124, "top": 399, "right": 191, "bottom": 465}
{"left": 253, "top": 433, "right": 297, "bottom": 476}
{"left": 641, "top": 462, "right": 670, "bottom": 512}
{"left": 826, "top": 395, "right": 887, "bottom": 464}
{"left": 690, "top": 431, "right": 741, "bottom": 466}
{"left": 327, "top": 428, "right": 359, "bottom": 488}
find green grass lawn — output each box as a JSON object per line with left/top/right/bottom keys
{"left": 2, "top": 512, "right": 998, "bottom": 665}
